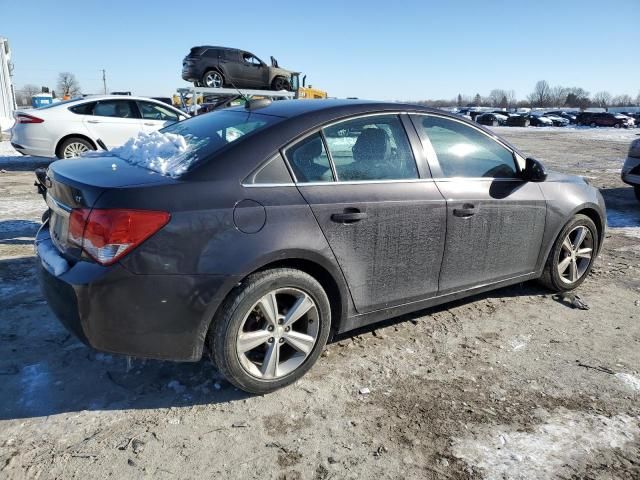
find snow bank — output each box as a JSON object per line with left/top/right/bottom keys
{"left": 452, "top": 409, "right": 637, "bottom": 480}
{"left": 616, "top": 373, "right": 640, "bottom": 391}
{"left": 36, "top": 240, "right": 69, "bottom": 276}
{"left": 104, "top": 131, "right": 191, "bottom": 177}
{"left": 491, "top": 125, "right": 638, "bottom": 142}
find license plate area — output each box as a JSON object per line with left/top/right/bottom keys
{"left": 46, "top": 194, "right": 71, "bottom": 251}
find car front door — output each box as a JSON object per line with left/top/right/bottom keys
{"left": 411, "top": 114, "right": 546, "bottom": 294}
{"left": 285, "top": 113, "right": 447, "bottom": 314}
{"left": 83, "top": 100, "right": 143, "bottom": 149}
{"left": 137, "top": 101, "right": 183, "bottom": 133}
{"left": 239, "top": 52, "right": 268, "bottom": 88}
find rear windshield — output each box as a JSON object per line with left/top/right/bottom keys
{"left": 105, "top": 110, "right": 281, "bottom": 177}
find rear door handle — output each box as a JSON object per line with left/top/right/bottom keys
{"left": 143, "top": 122, "right": 155, "bottom": 126}
{"left": 331, "top": 209, "right": 367, "bottom": 223}
{"left": 453, "top": 203, "right": 476, "bottom": 217}
{"left": 86, "top": 119, "right": 101, "bottom": 124}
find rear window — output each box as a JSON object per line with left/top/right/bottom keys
{"left": 106, "top": 110, "right": 281, "bottom": 177}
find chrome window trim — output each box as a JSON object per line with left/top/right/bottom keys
{"left": 243, "top": 177, "right": 524, "bottom": 188}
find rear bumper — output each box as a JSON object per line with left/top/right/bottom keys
{"left": 181, "top": 65, "right": 203, "bottom": 82}
{"left": 36, "top": 227, "right": 237, "bottom": 361}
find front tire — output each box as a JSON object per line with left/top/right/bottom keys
{"left": 57, "top": 137, "right": 94, "bottom": 159}
{"left": 539, "top": 214, "right": 598, "bottom": 292}
{"left": 209, "top": 268, "right": 331, "bottom": 394}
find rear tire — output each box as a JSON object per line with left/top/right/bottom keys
{"left": 539, "top": 214, "right": 598, "bottom": 292}
{"left": 209, "top": 268, "right": 331, "bottom": 394}
{"left": 203, "top": 70, "right": 224, "bottom": 88}
{"left": 590, "top": 122, "right": 597, "bottom": 128}
{"left": 524, "top": 120, "right": 530, "bottom": 127}
{"left": 57, "top": 137, "right": 94, "bottom": 159}
{"left": 492, "top": 120, "right": 499, "bottom": 127}
{"left": 634, "top": 186, "right": 640, "bottom": 203}
{"left": 271, "top": 76, "right": 290, "bottom": 91}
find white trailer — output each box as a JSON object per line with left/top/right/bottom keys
{"left": 176, "top": 86, "right": 294, "bottom": 114}
{"left": 0, "top": 37, "right": 17, "bottom": 133}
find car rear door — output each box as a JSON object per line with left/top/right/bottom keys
{"left": 411, "top": 114, "right": 546, "bottom": 294}
{"left": 286, "top": 113, "right": 447, "bottom": 314}
{"left": 239, "top": 52, "right": 267, "bottom": 87}
{"left": 83, "top": 99, "right": 143, "bottom": 149}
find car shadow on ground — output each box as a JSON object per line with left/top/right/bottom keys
{"left": 600, "top": 187, "right": 640, "bottom": 228}
{"left": 0, "top": 155, "right": 52, "bottom": 172}
{"left": 0, "top": 220, "right": 41, "bottom": 245}
{"left": 0, "top": 250, "right": 550, "bottom": 421}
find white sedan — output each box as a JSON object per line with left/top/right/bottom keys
{"left": 10, "top": 95, "right": 189, "bottom": 158}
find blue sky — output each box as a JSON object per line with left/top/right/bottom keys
{"left": 1, "top": 0, "right": 638, "bottom": 101}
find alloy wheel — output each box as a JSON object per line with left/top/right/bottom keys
{"left": 205, "top": 71, "right": 223, "bottom": 88}
{"left": 236, "top": 288, "right": 319, "bottom": 380}
{"left": 63, "top": 142, "right": 90, "bottom": 158}
{"left": 557, "top": 225, "right": 593, "bottom": 284}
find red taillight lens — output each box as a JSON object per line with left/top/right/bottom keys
{"left": 68, "top": 208, "right": 170, "bottom": 265}
{"left": 16, "top": 113, "right": 44, "bottom": 124}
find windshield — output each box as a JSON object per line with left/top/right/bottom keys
{"left": 103, "top": 110, "right": 282, "bottom": 177}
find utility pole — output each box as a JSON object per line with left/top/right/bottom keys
{"left": 101, "top": 69, "right": 107, "bottom": 94}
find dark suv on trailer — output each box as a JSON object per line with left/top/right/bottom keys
{"left": 182, "top": 46, "right": 294, "bottom": 91}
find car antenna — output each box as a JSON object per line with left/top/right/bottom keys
{"left": 224, "top": 77, "right": 251, "bottom": 106}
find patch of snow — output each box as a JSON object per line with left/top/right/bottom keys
{"left": 91, "top": 131, "right": 193, "bottom": 177}
{"left": 167, "top": 380, "right": 186, "bottom": 394}
{"left": 607, "top": 208, "right": 640, "bottom": 239}
{"left": 616, "top": 373, "right": 640, "bottom": 391}
{"left": 491, "top": 125, "right": 638, "bottom": 143}
{"left": 509, "top": 335, "right": 531, "bottom": 351}
{"left": 0, "top": 197, "right": 46, "bottom": 219}
{"left": 452, "top": 409, "right": 638, "bottom": 480}
{"left": 36, "top": 240, "right": 69, "bottom": 276}
{"left": 20, "top": 363, "right": 52, "bottom": 410}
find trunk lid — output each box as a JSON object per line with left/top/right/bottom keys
{"left": 45, "top": 156, "right": 177, "bottom": 257}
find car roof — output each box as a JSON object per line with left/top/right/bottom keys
{"left": 76, "top": 95, "right": 172, "bottom": 103}
{"left": 226, "top": 98, "right": 442, "bottom": 119}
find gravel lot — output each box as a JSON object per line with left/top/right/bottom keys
{"left": 0, "top": 127, "right": 639, "bottom": 480}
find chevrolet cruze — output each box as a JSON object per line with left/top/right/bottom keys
{"left": 36, "top": 99, "right": 606, "bottom": 393}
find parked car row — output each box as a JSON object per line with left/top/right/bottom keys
{"left": 458, "top": 109, "right": 637, "bottom": 129}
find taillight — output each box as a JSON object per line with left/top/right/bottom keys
{"left": 16, "top": 113, "right": 44, "bottom": 124}
{"left": 68, "top": 208, "right": 170, "bottom": 265}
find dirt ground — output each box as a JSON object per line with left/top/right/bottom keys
{"left": 0, "top": 128, "right": 639, "bottom": 480}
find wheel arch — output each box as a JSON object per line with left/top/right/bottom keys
{"left": 203, "top": 67, "right": 225, "bottom": 83}
{"left": 200, "top": 252, "right": 352, "bottom": 359}
{"left": 55, "top": 134, "right": 97, "bottom": 158}
{"left": 575, "top": 206, "right": 605, "bottom": 253}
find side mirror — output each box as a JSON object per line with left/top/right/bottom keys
{"left": 522, "top": 157, "right": 547, "bottom": 182}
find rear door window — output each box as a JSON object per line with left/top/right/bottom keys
{"left": 93, "top": 100, "right": 140, "bottom": 119}
{"left": 322, "top": 114, "right": 418, "bottom": 181}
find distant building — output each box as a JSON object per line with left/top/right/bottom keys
{"left": 0, "top": 37, "right": 17, "bottom": 132}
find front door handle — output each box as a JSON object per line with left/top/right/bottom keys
{"left": 331, "top": 209, "right": 367, "bottom": 224}
{"left": 86, "top": 119, "right": 101, "bottom": 124}
{"left": 453, "top": 203, "right": 476, "bottom": 217}
{"left": 143, "top": 122, "right": 155, "bottom": 126}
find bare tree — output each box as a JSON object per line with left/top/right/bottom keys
{"left": 16, "top": 83, "right": 40, "bottom": 106}
{"left": 506, "top": 90, "right": 516, "bottom": 108}
{"left": 611, "top": 94, "right": 633, "bottom": 107}
{"left": 488, "top": 89, "right": 508, "bottom": 107}
{"left": 57, "top": 72, "right": 81, "bottom": 97}
{"left": 593, "top": 91, "right": 612, "bottom": 109}
{"left": 636, "top": 91, "right": 640, "bottom": 106}
{"left": 549, "top": 86, "right": 568, "bottom": 107}
{"left": 527, "top": 80, "right": 552, "bottom": 107}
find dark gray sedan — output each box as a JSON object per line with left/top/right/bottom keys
{"left": 36, "top": 99, "right": 606, "bottom": 393}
